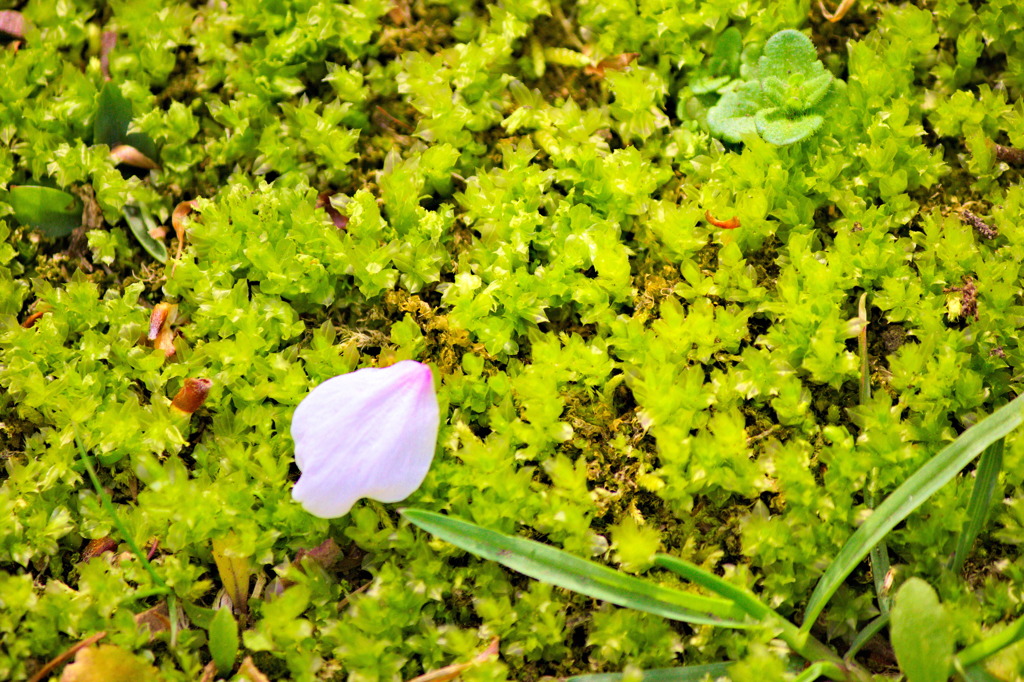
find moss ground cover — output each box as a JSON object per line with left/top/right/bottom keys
{"left": 3, "top": 0, "right": 1024, "bottom": 679}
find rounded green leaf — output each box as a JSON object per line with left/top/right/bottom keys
{"left": 707, "top": 83, "right": 763, "bottom": 143}
{"left": 208, "top": 606, "right": 239, "bottom": 675}
{"left": 7, "top": 185, "right": 81, "bottom": 237}
{"left": 123, "top": 204, "right": 168, "bottom": 263}
{"left": 891, "top": 578, "right": 953, "bottom": 682}
{"left": 758, "top": 30, "right": 819, "bottom": 81}
{"left": 754, "top": 109, "right": 823, "bottom": 145}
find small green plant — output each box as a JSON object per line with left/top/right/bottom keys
{"left": 405, "top": 393, "right": 1024, "bottom": 681}
{"left": 707, "top": 29, "right": 842, "bottom": 145}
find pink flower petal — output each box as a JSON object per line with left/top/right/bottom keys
{"left": 291, "top": 361, "right": 439, "bottom": 518}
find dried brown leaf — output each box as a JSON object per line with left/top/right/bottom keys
{"left": 584, "top": 52, "right": 639, "bottom": 77}
{"left": 295, "top": 538, "right": 342, "bottom": 571}
{"left": 100, "top": 31, "right": 116, "bottom": 81}
{"left": 169, "top": 200, "right": 198, "bottom": 272}
{"left": 705, "top": 210, "right": 741, "bottom": 229}
{"left": 212, "top": 532, "right": 251, "bottom": 615}
{"left": 21, "top": 310, "right": 47, "bottom": 328}
{"left": 235, "top": 656, "right": 271, "bottom": 682}
{"left": 820, "top": 0, "right": 857, "bottom": 22}
{"left": 148, "top": 302, "right": 179, "bottom": 357}
{"left": 316, "top": 193, "right": 349, "bottom": 230}
{"left": 170, "top": 378, "right": 212, "bottom": 416}
{"left": 198, "top": 662, "right": 217, "bottom": 682}
{"left": 110, "top": 145, "right": 159, "bottom": 170}
{"left": 993, "top": 142, "right": 1024, "bottom": 166}
{"left": 59, "top": 644, "right": 161, "bottom": 682}
{"left": 960, "top": 209, "right": 998, "bottom": 239}
{"left": 133, "top": 602, "right": 171, "bottom": 638}
{"left": 80, "top": 537, "right": 118, "bottom": 563}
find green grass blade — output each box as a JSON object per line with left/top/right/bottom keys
{"left": 566, "top": 663, "right": 733, "bottom": 681}
{"left": 955, "top": 613, "right": 1024, "bottom": 669}
{"left": 791, "top": 661, "right": 827, "bottom": 682}
{"left": 654, "top": 554, "right": 775, "bottom": 621}
{"left": 951, "top": 438, "right": 1004, "bottom": 574}
{"left": 957, "top": 665, "right": 1002, "bottom": 682}
{"left": 402, "top": 509, "right": 750, "bottom": 628}
{"left": 657, "top": 555, "right": 848, "bottom": 673}
{"left": 845, "top": 613, "right": 889, "bottom": 661}
{"left": 802, "top": 393, "right": 1024, "bottom": 630}
{"left": 124, "top": 203, "right": 169, "bottom": 263}
{"left": 868, "top": 538, "right": 891, "bottom": 615}
{"left": 859, "top": 294, "right": 892, "bottom": 616}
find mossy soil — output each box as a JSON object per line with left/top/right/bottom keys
{"left": 4, "top": 0, "right": 1024, "bottom": 680}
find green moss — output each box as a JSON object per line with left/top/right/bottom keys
{"left": 4, "top": 0, "right": 1024, "bottom": 679}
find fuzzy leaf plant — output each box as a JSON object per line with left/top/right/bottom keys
{"left": 707, "top": 29, "right": 842, "bottom": 145}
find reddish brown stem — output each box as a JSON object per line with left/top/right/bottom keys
{"left": 705, "top": 210, "right": 741, "bottom": 229}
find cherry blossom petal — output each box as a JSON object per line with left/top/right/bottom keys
{"left": 291, "top": 360, "right": 439, "bottom": 518}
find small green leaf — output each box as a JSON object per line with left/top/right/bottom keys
{"left": 710, "top": 27, "right": 743, "bottom": 76}
{"left": 707, "top": 82, "right": 763, "bottom": 143}
{"left": 891, "top": 578, "right": 953, "bottom": 682}
{"left": 754, "top": 109, "right": 824, "bottom": 145}
{"left": 791, "top": 662, "right": 828, "bottom": 682}
{"left": 758, "top": 30, "right": 819, "bottom": 81}
{"left": 123, "top": 204, "right": 168, "bottom": 263}
{"left": 181, "top": 600, "right": 216, "bottom": 630}
{"left": 798, "top": 71, "right": 835, "bottom": 110}
{"left": 208, "top": 606, "right": 239, "bottom": 675}
{"left": 402, "top": 509, "right": 751, "bottom": 627}
{"left": 692, "top": 27, "right": 743, "bottom": 94}
{"left": 7, "top": 185, "right": 81, "bottom": 237}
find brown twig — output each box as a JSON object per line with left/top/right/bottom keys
{"left": 100, "top": 31, "right": 116, "bottom": 81}
{"left": 27, "top": 631, "right": 107, "bottom": 682}
{"left": 337, "top": 581, "right": 372, "bottom": 611}
{"left": 943, "top": 276, "right": 979, "bottom": 321}
{"left": 993, "top": 142, "right": 1024, "bottom": 166}
{"left": 960, "top": 209, "right": 998, "bottom": 239}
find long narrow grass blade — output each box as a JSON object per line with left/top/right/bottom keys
{"left": 951, "top": 438, "right": 1004, "bottom": 573}
{"left": 957, "top": 665, "right": 1002, "bottom": 682}
{"left": 792, "top": 661, "right": 827, "bottom": 682}
{"left": 654, "top": 554, "right": 775, "bottom": 620}
{"left": 802, "top": 393, "right": 1024, "bottom": 630}
{"left": 858, "top": 294, "right": 892, "bottom": 615}
{"left": 402, "top": 510, "right": 750, "bottom": 628}
{"left": 657, "top": 555, "right": 848, "bottom": 672}
{"left": 955, "top": 613, "right": 1024, "bottom": 669}
{"left": 566, "top": 663, "right": 733, "bottom": 682}
{"left": 845, "top": 613, "right": 889, "bottom": 660}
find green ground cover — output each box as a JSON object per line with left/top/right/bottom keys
{"left": 2, "top": 0, "right": 1024, "bottom": 679}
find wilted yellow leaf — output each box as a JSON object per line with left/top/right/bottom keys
{"left": 60, "top": 645, "right": 161, "bottom": 682}
{"left": 212, "top": 532, "right": 251, "bottom": 614}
